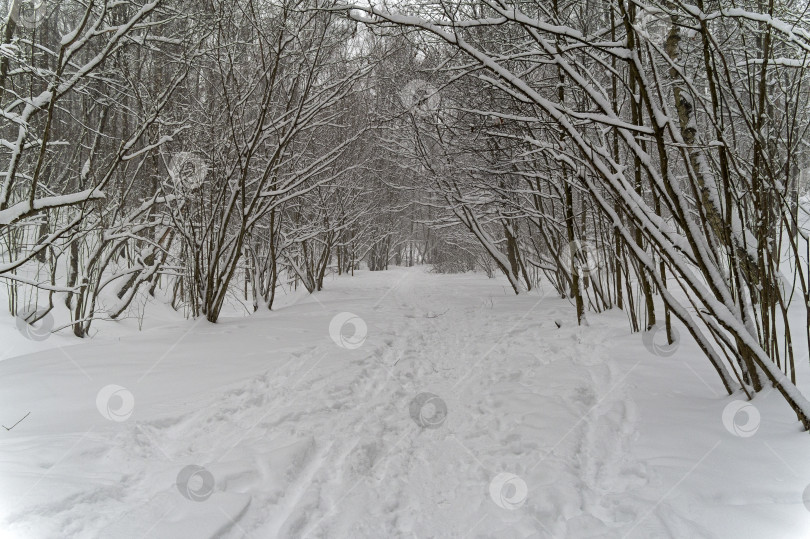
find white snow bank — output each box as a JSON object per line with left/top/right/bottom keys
{"left": 1, "top": 268, "right": 809, "bottom": 538}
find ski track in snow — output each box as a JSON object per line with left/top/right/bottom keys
{"left": 1, "top": 268, "right": 807, "bottom": 538}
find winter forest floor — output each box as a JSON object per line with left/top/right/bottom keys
{"left": 1, "top": 267, "right": 810, "bottom": 538}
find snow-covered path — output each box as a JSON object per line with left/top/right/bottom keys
{"left": 1, "top": 268, "right": 809, "bottom": 538}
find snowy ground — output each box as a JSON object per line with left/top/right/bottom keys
{"left": 1, "top": 267, "right": 810, "bottom": 538}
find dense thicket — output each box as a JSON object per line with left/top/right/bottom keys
{"left": 2, "top": 0, "right": 810, "bottom": 429}
{"left": 348, "top": 0, "right": 810, "bottom": 428}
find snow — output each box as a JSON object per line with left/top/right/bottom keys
{"left": 1, "top": 267, "right": 809, "bottom": 538}
{"left": 0, "top": 189, "right": 106, "bottom": 226}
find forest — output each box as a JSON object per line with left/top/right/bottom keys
{"left": 2, "top": 0, "right": 810, "bottom": 536}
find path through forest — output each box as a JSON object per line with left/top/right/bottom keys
{"left": 1, "top": 268, "right": 809, "bottom": 538}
